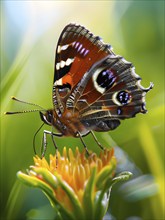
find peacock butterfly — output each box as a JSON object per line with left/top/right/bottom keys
{"left": 5, "top": 23, "right": 153, "bottom": 156}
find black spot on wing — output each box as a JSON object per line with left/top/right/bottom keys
{"left": 54, "top": 64, "right": 71, "bottom": 82}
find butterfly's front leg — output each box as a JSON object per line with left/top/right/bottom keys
{"left": 41, "top": 130, "right": 63, "bottom": 158}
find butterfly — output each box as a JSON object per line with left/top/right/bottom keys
{"left": 5, "top": 23, "right": 153, "bottom": 157}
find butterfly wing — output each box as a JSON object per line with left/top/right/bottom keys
{"left": 77, "top": 56, "right": 153, "bottom": 131}
{"left": 53, "top": 23, "right": 113, "bottom": 115}
{"left": 53, "top": 23, "right": 153, "bottom": 132}
{"left": 54, "top": 23, "right": 112, "bottom": 85}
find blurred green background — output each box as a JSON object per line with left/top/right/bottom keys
{"left": 1, "top": 1, "right": 164, "bottom": 219}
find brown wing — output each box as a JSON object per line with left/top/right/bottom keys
{"left": 53, "top": 23, "right": 113, "bottom": 86}
{"left": 68, "top": 54, "right": 153, "bottom": 132}
{"left": 53, "top": 23, "right": 153, "bottom": 132}
{"left": 52, "top": 23, "right": 114, "bottom": 115}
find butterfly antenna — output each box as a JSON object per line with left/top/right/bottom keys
{"left": 4, "top": 96, "right": 46, "bottom": 115}
{"left": 11, "top": 96, "right": 46, "bottom": 110}
{"left": 4, "top": 109, "right": 44, "bottom": 115}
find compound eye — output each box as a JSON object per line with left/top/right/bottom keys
{"left": 39, "top": 111, "right": 52, "bottom": 125}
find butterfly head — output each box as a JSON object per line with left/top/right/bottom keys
{"left": 39, "top": 110, "right": 54, "bottom": 126}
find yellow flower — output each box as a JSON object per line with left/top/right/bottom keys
{"left": 17, "top": 147, "right": 132, "bottom": 220}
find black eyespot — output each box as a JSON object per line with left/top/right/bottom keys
{"left": 96, "top": 69, "right": 116, "bottom": 90}
{"left": 117, "top": 91, "right": 131, "bottom": 105}
{"left": 54, "top": 65, "right": 71, "bottom": 82}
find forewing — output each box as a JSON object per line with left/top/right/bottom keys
{"left": 53, "top": 23, "right": 113, "bottom": 88}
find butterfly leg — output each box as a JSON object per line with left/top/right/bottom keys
{"left": 41, "top": 130, "right": 63, "bottom": 159}
{"left": 50, "top": 130, "right": 63, "bottom": 168}
{"left": 90, "top": 131, "right": 105, "bottom": 150}
{"left": 77, "top": 131, "right": 90, "bottom": 156}
{"left": 41, "top": 130, "right": 47, "bottom": 157}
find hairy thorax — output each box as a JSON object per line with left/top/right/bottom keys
{"left": 51, "top": 108, "right": 89, "bottom": 137}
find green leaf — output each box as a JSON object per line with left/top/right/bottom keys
{"left": 96, "top": 163, "right": 115, "bottom": 190}
{"left": 111, "top": 171, "right": 133, "bottom": 186}
{"left": 31, "top": 167, "right": 58, "bottom": 189}
{"left": 93, "top": 171, "right": 132, "bottom": 220}
{"left": 93, "top": 191, "right": 109, "bottom": 220}
{"left": 17, "top": 171, "right": 76, "bottom": 220}
{"left": 83, "top": 167, "right": 96, "bottom": 220}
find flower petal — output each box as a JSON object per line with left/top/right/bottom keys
{"left": 55, "top": 174, "right": 85, "bottom": 220}
{"left": 96, "top": 161, "right": 116, "bottom": 190}
{"left": 83, "top": 167, "right": 96, "bottom": 220}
